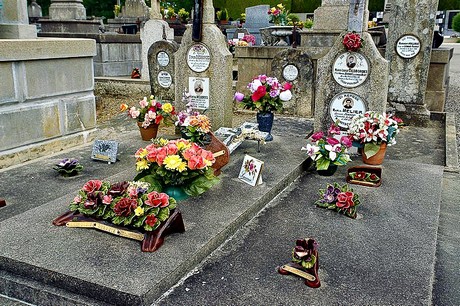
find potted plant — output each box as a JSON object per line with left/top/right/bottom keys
{"left": 133, "top": 138, "right": 219, "bottom": 200}
{"left": 120, "top": 96, "right": 176, "bottom": 141}
{"left": 234, "top": 74, "right": 293, "bottom": 141}
{"left": 216, "top": 8, "right": 228, "bottom": 24}
{"left": 164, "top": 6, "right": 176, "bottom": 20}
{"left": 347, "top": 111, "right": 402, "bottom": 165}
{"left": 178, "top": 8, "right": 189, "bottom": 23}
{"left": 268, "top": 3, "right": 288, "bottom": 26}
{"left": 302, "top": 122, "right": 352, "bottom": 175}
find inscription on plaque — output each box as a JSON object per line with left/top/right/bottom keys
{"left": 282, "top": 64, "right": 299, "bottom": 81}
{"left": 396, "top": 35, "right": 421, "bottom": 59}
{"left": 189, "top": 77, "right": 210, "bottom": 109}
{"left": 329, "top": 92, "right": 366, "bottom": 128}
{"left": 157, "top": 71, "right": 172, "bottom": 88}
{"left": 91, "top": 140, "right": 118, "bottom": 163}
{"left": 187, "top": 44, "right": 211, "bottom": 73}
{"left": 332, "top": 52, "right": 369, "bottom": 88}
{"left": 157, "top": 51, "right": 170, "bottom": 66}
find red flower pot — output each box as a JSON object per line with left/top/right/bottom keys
{"left": 362, "top": 143, "right": 387, "bottom": 165}
{"left": 137, "top": 122, "right": 159, "bottom": 141}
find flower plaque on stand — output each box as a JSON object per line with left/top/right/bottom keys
{"left": 53, "top": 180, "right": 184, "bottom": 252}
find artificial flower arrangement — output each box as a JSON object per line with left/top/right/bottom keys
{"left": 268, "top": 3, "right": 288, "bottom": 26}
{"left": 120, "top": 95, "right": 176, "bottom": 129}
{"left": 234, "top": 74, "right": 293, "bottom": 113}
{"left": 349, "top": 171, "right": 380, "bottom": 183}
{"left": 131, "top": 67, "right": 141, "bottom": 79}
{"left": 342, "top": 31, "right": 364, "bottom": 52}
{"left": 53, "top": 158, "right": 83, "bottom": 177}
{"left": 69, "top": 180, "right": 177, "bottom": 232}
{"left": 347, "top": 111, "right": 402, "bottom": 159}
{"left": 175, "top": 90, "right": 212, "bottom": 146}
{"left": 302, "top": 122, "right": 352, "bottom": 171}
{"left": 133, "top": 138, "right": 219, "bottom": 197}
{"left": 241, "top": 34, "right": 256, "bottom": 46}
{"left": 292, "top": 238, "right": 318, "bottom": 269}
{"left": 315, "top": 183, "right": 360, "bottom": 219}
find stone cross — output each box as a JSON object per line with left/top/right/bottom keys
{"left": 150, "top": 0, "right": 161, "bottom": 19}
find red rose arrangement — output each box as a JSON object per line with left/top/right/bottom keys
{"left": 342, "top": 32, "right": 363, "bottom": 52}
{"left": 314, "top": 183, "right": 360, "bottom": 219}
{"left": 69, "top": 180, "right": 177, "bottom": 231}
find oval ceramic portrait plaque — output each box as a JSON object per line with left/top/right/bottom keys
{"left": 332, "top": 52, "right": 369, "bottom": 88}
{"left": 396, "top": 35, "right": 421, "bottom": 59}
{"left": 157, "top": 51, "right": 170, "bottom": 67}
{"left": 282, "top": 64, "right": 299, "bottom": 81}
{"left": 187, "top": 44, "right": 211, "bottom": 73}
{"left": 329, "top": 92, "right": 366, "bottom": 128}
{"left": 157, "top": 71, "right": 172, "bottom": 88}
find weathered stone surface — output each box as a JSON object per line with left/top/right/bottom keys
{"left": 271, "top": 48, "right": 314, "bottom": 117}
{"left": 0, "top": 0, "right": 37, "bottom": 39}
{"left": 140, "top": 20, "right": 174, "bottom": 81}
{"left": 174, "top": 25, "right": 233, "bottom": 129}
{"left": 385, "top": 0, "right": 439, "bottom": 125}
{"left": 148, "top": 40, "right": 179, "bottom": 102}
{"left": 49, "top": 0, "right": 86, "bottom": 20}
{"left": 120, "top": 0, "right": 149, "bottom": 18}
{"left": 314, "top": 32, "right": 388, "bottom": 131}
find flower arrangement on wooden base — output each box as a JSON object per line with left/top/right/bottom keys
{"left": 314, "top": 183, "right": 361, "bottom": 219}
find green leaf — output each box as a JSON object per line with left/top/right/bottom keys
{"left": 315, "top": 158, "right": 330, "bottom": 170}
{"left": 364, "top": 142, "right": 381, "bottom": 158}
{"left": 133, "top": 215, "right": 148, "bottom": 228}
{"left": 168, "top": 198, "right": 177, "bottom": 210}
{"left": 137, "top": 175, "right": 163, "bottom": 192}
{"left": 157, "top": 207, "right": 170, "bottom": 222}
{"left": 183, "top": 174, "right": 220, "bottom": 197}
{"left": 111, "top": 216, "right": 124, "bottom": 225}
{"left": 123, "top": 213, "right": 136, "bottom": 226}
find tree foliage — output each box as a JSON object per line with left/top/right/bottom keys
{"left": 453, "top": 12, "right": 460, "bottom": 32}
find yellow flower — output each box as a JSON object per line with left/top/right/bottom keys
{"left": 135, "top": 148, "right": 148, "bottom": 159}
{"left": 177, "top": 161, "right": 187, "bottom": 172}
{"left": 277, "top": 3, "right": 284, "bottom": 10}
{"left": 270, "top": 7, "right": 276, "bottom": 13}
{"left": 134, "top": 206, "right": 144, "bottom": 216}
{"left": 136, "top": 159, "right": 149, "bottom": 171}
{"left": 176, "top": 141, "right": 191, "bottom": 151}
{"left": 164, "top": 155, "right": 185, "bottom": 171}
{"left": 158, "top": 138, "right": 169, "bottom": 146}
{"left": 162, "top": 102, "right": 173, "bottom": 113}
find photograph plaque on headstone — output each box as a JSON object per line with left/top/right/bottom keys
{"left": 395, "top": 35, "right": 421, "bottom": 59}
{"left": 157, "top": 71, "right": 172, "bottom": 88}
{"left": 189, "top": 77, "right": 210, "bottom": 110}
{"left": 187, "top": 44, "right": 211, "bottom": 73}
{"left": 329, "top": 92, "right": 366, "bottom": 128}
{"left": 282, "top": 64, "right": 299, "bottom": 81}
{"left": 332, "top": 52, "right": 369, "bottom": 88}
{"left": 157, "top": 51, "right": 170, "bottom": 66}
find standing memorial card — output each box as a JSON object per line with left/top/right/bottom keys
{"left": 238, "top": 155, "right": 264, "bottom": 186}
{"left": 91, "top": 140, "right": 119, "bottom": 164}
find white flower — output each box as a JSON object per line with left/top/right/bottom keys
{"left": 139, "top": 97, "right": 148, "bottom": 108}
{"left": 324, "top": 144, "right": 337, "bottom": 161}
{"left": 249, "top": 79, "right": 263, "bottom": 92}
{"left": 279, "top": 90, "right": 292, "bottom": 101}
{"left": 301, "top": 143, "right": 319, "bottom": 157}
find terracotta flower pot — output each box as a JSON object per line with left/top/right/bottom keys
{"left": 137, "top": 122, "right": 159, "bottom": 141}
{"left": 362, "top": 143, "right": 387, "bottom": 165}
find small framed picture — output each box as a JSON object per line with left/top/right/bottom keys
{"left": 91, "top": 140, "right": 119, "bottom": 164}
{"left": 238, "top": 155, "right": 264, "bottom": 186}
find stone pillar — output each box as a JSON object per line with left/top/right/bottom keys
{"left": 150, "top": 0, "right": 162, "bottom": 19}
{"left": 174, "top": 0, "right": 233, "bottom": 129}
{"left": 49, "top": 0, "right": 86, "bottom": 20}
{"left": 312, "top": 0, "right": 350, "bottom": 31}
{"left": 0, "top": 0, "right": 37, "bottom": 39}
{"left": 385, "top": 0, "right": 439, "bottom": 125}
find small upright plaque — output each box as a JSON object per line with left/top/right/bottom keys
{"left": 91, "top": 140, "right": 119, "bottom": 163}
{"left": 396, "top": 35, "right": 421, "bottom": 59}
{"left": 187, "top": 44, "right": 211, "bottom": 73}
{"left": 189, "top": 77, "right": 210, "bottom": 109}
{"left": 282, "top": 64, "right": 299, "bottom": 81}
{"left": 332, "top": 52, "right": 369, "bottom": 88}
{"left": 329, "top": 92, "right": 366, "bottom": 128}
{"left": 157, "top": 71, "right": 172, "bottom": 88}
{"left": 157, "top": 51, "right": 170, "bottom": 66}
{"left": 238, "top": 155, "right": 264, "bottom": 186}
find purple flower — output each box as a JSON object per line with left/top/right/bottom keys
{"left": 234, "top": 92, "right": 244, "bottom": 101}
{"left": 323, "top": 185, "right": 338, "bottom": 203}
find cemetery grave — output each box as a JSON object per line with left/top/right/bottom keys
{"left": 1, "top": 0, "right": 460, "bottom": 305}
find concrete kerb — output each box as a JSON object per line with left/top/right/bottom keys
{"left": 444, "top": 112, "right": 459, "bottom": 172}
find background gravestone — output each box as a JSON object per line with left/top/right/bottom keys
{"left": 314, "top": 0, "right": 388, "bottom": 132}
{"left": 140, "top": 0, "right": 174, "bottom": 81}
{"left": 0, "top": 0, "right": 37, "bottom": 39}
{"left": 148, "top": 37, "right": 179, "bottom": 102}
{"left": 385, "top": 0, "right": 439, "bottom": 125}
{"left": 174, "top": 0, "right": 233, "bottom": 129}
{"left": 271, "top": 49, "right": 314, "bottom": 117}
{"left": 239, "top": 5, "right": 270, "bottom": 45}
{"left": 48, "top": 0, "right": 86, "bottom": 20}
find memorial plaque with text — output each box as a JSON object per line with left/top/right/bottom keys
{"left": 187, "top": 44, "right": 211, "bottom": 73}
{"left": 157, "top": 51, "right": 170, "bottom": 66}
{"left": 282, "top": 64, "right": 299, "bottom": 81}
{"left": 189, "top": 77, "right": 210, "bottom": 109}
{"left": 329, "top": 92, "right": 366, "bottom": 128}
{"left": 157, "top": 71, "right": 172, "bottom": 88}
{"left": 396, "top": 35, "right": 421, "bottom": 59}
{"left": 332, "top": 52, "right": 369, "bottom": 88}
